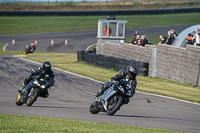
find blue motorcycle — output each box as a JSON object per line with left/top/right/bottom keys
{"left": 89, "top": 80, "right": 134, "bottom": 115}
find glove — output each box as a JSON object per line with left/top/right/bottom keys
{"left": 111, "top": 81, "right": 119, "bottom": 86}
{"left": 47, "top": 80, "right": 55, "bottom": 88}
{"left": 25, "top": 74, "right": 32, "bottom": 81}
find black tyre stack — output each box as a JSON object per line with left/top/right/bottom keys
{"left": 77, "top": 50, "right": 148, "bottom": 76}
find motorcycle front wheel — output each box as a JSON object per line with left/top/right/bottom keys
{"left": 107, "top": 96, "right": 123, "bottom": 116}
{"left": 26, "top": 88, "right": 39, "bottom": 106}
{"left": 15, "top": 93, "right": 23, "bottom": 106}
{"left": 89, "top": 102, "right": 99, "bottom": 114}
{"left": 22, "top": 51, "right": 26, "bottom": 55}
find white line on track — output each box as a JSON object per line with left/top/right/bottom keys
{"left": 86, "top": 43, "right": 96, "bottom": 51}
{"left": 3, "top": 43, "right": 9, "bottom": 51}
{"left": 14, "top": 55, "right": 200, "bottom": 106}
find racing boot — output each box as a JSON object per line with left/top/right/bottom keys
{"left": 18, "top": 83, "right": 25, "bottom": 93}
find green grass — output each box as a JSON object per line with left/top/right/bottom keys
{"left": 0, "top": 113, "right": 181, "bottom": 133}
{"left": 0, "top": 13, "right": 200, "bottom": 35}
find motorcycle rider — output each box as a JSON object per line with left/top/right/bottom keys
{"left": 18, "top": 61, "right": 55, "bottom": 101}
{"left": 29, "top": 43, "right": 36, "bottom": 53}
{"left": 95, "top": 65, "right": 137, "bottom": 98}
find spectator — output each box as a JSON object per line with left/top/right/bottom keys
{"left": 145, "top": 37, "right": 151, "bottom": 45}
{"left": 165, "top": 31, "right": 173, "bottom": 45}
{"left": 136, "top": 35, "right": 141, "bottom": 44}
{"left": 159, "top": 35, "right": 167, "bottom": 44}
{"left": 185, "top": 33, "right": 193, "bottom": 45}
{"left": 192, "top": 29, "right": 200, "bottom": 46}
{"left": 137, "top": 35, "right": 146, "bottom": 47}
{"left": 170, "top": 29, "right": 176, "bottom": 43}
{"left": 171, "top": 29, "right": 177, "bottom": 38}
{"left": 104, "top": 26, "right": 112, "bottom": 36}
{"left": 131, "top": 34, "right": 137, "bottom": 45}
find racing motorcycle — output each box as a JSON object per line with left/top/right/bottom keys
{"left": 22, "top": 45, "right": 35, "bottom": 55}
{"left": 22, "top": 45, "right": 31, "bottom": 55}
{"left": 89, "top": 80, "right": 134, "bottom": 115}
{"left": 15, "top": 72, "right": 49, "bottom": 106}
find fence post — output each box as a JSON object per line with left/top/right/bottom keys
{"left": 152, "top": 47, "right": 157, "bottom": 78}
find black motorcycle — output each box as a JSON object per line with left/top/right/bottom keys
{"left": 15, "top": 72, "right": 49, "bottom": 106}
{"left": 89, "top": 80, "right": 134, "bottom": 115}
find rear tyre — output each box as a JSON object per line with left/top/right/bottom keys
{"left": 107, "top": 96, "right": 123, "bottom": 116}
{"left": 89, "top": 102, "right": 99, "bottom": 114}
{"left": 26, "top": 88, "right": 39, "bottom": 106}
{"left": 15, "top": 93, "right": 23, "bottom": 106}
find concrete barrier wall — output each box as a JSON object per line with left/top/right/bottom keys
{"left": 156, "top": 44, "right": 200, "bottom": 86}
{"left": 96, "top": 42, "right": 154, "bottom": 75}
{"left": 97, "top": 42, "right": 200, "bottom": 86}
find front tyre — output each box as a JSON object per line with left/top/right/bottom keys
{"left": 22, "top": 51, "right": 26, "bottom": 55}
{"left": 107, "top": 96, "right": 123, "bottom": 116}
{"left": 89, "top": 102, "right": 99, "bottom": 114}
{"left": 15, "top": 93, "right": 23, "bottom": 106}
{"left": 26, "top": 88, "right": 39, "bottom": 106}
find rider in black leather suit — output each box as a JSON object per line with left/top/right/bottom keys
{"left": 95, "top": 65, "right": 137, "bottom": 97}
{"left": 18, "top": 61, "right": 55, "bottom": 101}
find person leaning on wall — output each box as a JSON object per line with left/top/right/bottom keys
{"left": 159, "top": 35, "right": 167, "bottom": 44}
{"left": 192, "top": 29, "right": 200, "bottom": 46}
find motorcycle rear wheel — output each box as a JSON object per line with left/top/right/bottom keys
{"left": 107, "top": 96, "right": 123, "bottom": 116}
{"left": 26, "top": 88, "right": 39, "bottom": 106}
{"left": 15, "top": 93, "right": 23, "bottom": 106}
{"left": 89, "top": 102, "right": 99, "bottom": 114}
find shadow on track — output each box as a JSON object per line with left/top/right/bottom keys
{"left": 98, "top": 114, "right": 184, "bottom": 121}
{"left": 31, "top": 105, "right": 83, "bottom": 109}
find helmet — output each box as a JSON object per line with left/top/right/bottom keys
{"left": 127, "top": 65, "right": 137, "bottom": 79}
{"left": 43, "top": 61, "right": 51, "bottom": 73}
{"left": 31, "top": 43, "right": 35, "bottom": 47}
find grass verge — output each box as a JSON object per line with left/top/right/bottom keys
{"left": 0, "top": 113, "right": 181, "bottom": 133}
{"left": 0, "top": 13, "right": 200, "bottom": 35}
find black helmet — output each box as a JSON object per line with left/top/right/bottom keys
{"left": 43, "top": 61, "right": 51, "bottom": 73}
{"left": 127, "top": 65, "right": 137, "bottom": 79}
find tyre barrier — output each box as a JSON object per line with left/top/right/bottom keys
{"left": 0, "top": 7, "right": 200, "bottom": 16}
{"left": 77, "top": 50, "right": 149, "bottom": 76}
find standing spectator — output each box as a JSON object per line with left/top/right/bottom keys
{"left": 131, "top": 34, "right": 137, "bottom": 45}
{"left": 137, "top": 35, "right": 146, "bottom": 47}
{"left": 145, "top": 37, "right": 151, "bottom": 45}
{"left": 136, "top": 35, "right": 141, "bottom": 45}
{"left": 171, "top": 29, "right": 177, "bottom": 38}
{"left": 185, "top": 33, "right": 193, "bottom": 45}
{"left": 192, "top": 29, "right": 200, "bottom": 46}
{"left": 170, "top": 29, "right": 176, "bottom": 43}
{"left": 159, "top": 35, "right": 167, "bottom": 44}
{"left": 104, "top": 26, "right": 112, "bottom": 36}
{"left": 165, "top": 31, "right": 173, "bottom": 45}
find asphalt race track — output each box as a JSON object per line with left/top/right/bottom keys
{"left": 0, "top": 25, "right": 200, "bottom": 133}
